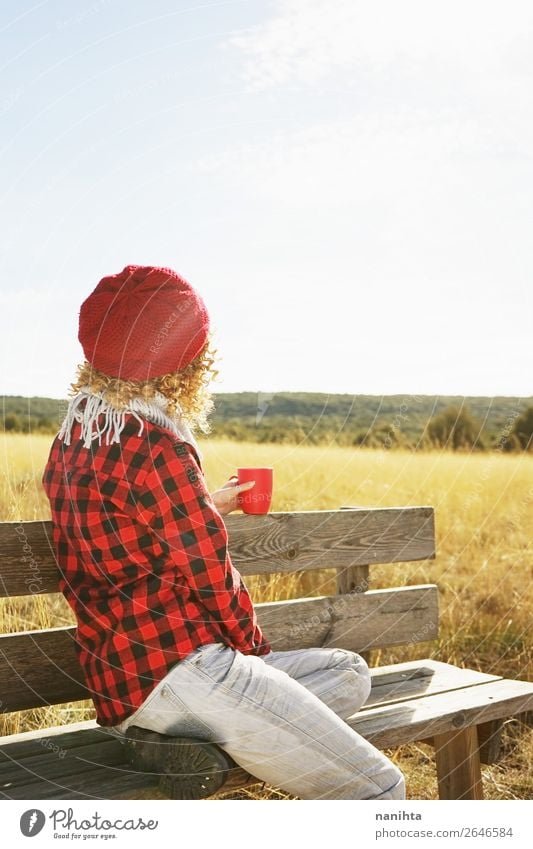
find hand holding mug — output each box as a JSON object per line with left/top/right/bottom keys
{"left": 211, "top": 476, "right": 255, "bottom": 516}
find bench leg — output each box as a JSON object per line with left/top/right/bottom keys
{"left": 433, "top": 726, "right": 484, "bottom": 800}
{"left": 476, "top": 719, "right": 504, "bottom": 765}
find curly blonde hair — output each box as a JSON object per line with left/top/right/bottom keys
{"left": 68, "top": 335, "right": 220, "bottom": 435}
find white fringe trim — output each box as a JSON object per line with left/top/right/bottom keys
{"left": 57, "top": 386, "right": 202, "bottom": 462}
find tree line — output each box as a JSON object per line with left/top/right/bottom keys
{"left": 2, "top": 394, "right": 532, "bottom": 452}
{"left": 205, "top": 404, "right": 532, "bottom": 451}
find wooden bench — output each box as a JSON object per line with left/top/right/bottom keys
{"left": 1, "top": 506, "right": 533, "bottom": 800}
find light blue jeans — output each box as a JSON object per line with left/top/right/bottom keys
{"left": 112, "top": 643, "right": 405, "bottom": 800}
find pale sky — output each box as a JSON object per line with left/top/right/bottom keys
{"left": 0, "top": 0, "right": 531, "bottom": 399}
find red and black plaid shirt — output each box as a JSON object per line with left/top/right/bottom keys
{"left": 41, "top": 413, "right": 271, "bottom": 727}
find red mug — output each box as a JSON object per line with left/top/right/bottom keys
{"left": 237, "top": 468, "right": 273, "bottom": 515}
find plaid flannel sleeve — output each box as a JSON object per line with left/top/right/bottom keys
{"left": 139, "top": 438, "right": 271, "bottom": 655}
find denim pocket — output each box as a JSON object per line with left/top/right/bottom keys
{"left": 192, "top": 648, "right": 272, "bottom": 706}
{"left": 158, "top": 683, "right": 214, "bottom": 739}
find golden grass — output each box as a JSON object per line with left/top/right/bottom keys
{"left": 1, "top": 432, "right": 532, "bottom": 799}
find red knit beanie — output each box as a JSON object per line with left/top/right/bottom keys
{"left": 78, "top": 265, "right": 210, "bottom": 380}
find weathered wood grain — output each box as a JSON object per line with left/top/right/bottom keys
{"left": 0, "top": 507, "right": 436, "bottom": 597}
{"left": 0, "top": 737, "right": 129, "bottom": 786}
{"left": 348, "top": 678, "right": 533, "bottom": 748}
{"left": 366, "top": 660, "right": 500, "bottom": 709}
{"left": 336, "top": 565, "right": 370, "bottom": 595}
{"left": 434, "top": 727, "right": 484, "bottom": 800}
{"left": 0, "top": 586, "right": 439, "bottom": 712}
{"left": 337, "top": 563, "right": 371, "bottom": 664}
{"left": 1, "top": 763, "right": 157, "bottom": 800}
{"left": 259, "top": 584, "right": 439, "bottom": 652}
{"left": 2, "top": 674, "right": 533, "bottom": 800}
{"left": 475, "top": 719, "right": 504, "bottom": 765}
{"left": 0, "top": 660, "right": 492, "bottom": 752}
{"left": 336, "top": 507, "right": 373, "bottom": 662}
{"left": 0, "top": 720, "right": 254, "bottom": 801}
{"left": 0, "top": 626, "right": 89, "bottom": 712}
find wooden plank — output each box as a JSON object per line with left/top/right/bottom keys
{"left": 434, "top": 727, "right": 484, "bottom": 800}
{"left": 2, "top": 765, "right": 256, "bottom": 802}
{"left": 2, "top": 673, "right": 532, "bottom": 800}
{"left": 0, "top": 720, "right": 112, "bottom": 751}
{"left": 336, "top": 565, "right": 370, "bottom": 595}
{"left": 349, "top": 678, "right": 533, "bottom": 748}
{"left": 335, "top": 503, "right": 372, "bottom": 660}
{"left": 0, "top": 663, "right": 505, "bottom": 754}
{"left": 369, "top": 657, "right": 467, "bottom": 681}
{"left": 260, "top": 585, "right": 438, "bottom": 652}
{"left": 0, "top": 586, "right": 439, "bottom": 712}
{"left": 0, "top": 723, "right": 254, "bottom": 801}
{"left": 1, "top": 764, "right": 158, "bottom": 800}
{"left": 0, "top": 507, "right": 436, "bottom": 597}
{"left": 0, "top": 737, "right": 128, "bottom": 787}
{"left": 337, "top": 564, "right": 371, "bottom": 664}
{"left": 0, "top": 724, "right": 139, "bottom": 799}
{"left": 366, "top": 661, "right": 501, "bottom": 709}
{"left": 336, "top": 509, "right": 373, "bottom": 663}
{"left": 476, "top": 719, "right": 504, "bottom": 764}
{"left": 0, "top": 627, "right": 90, "bottom": 711}
{"left": 336, "top": 510, "right": 372, "bottom": 594}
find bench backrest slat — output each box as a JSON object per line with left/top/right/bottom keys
{"left": 0, "top": 507, "right": 435, "bottom": 598}
{"left": 260, "top": 585, "right": 439, "bottom": 652}
{"left": 0, "top": 586, "right": 438, "bottom": 713}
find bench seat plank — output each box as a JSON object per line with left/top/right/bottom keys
{"left": 1, "top": 666, "right": 533, "bottom": 800}
{"left": 366, "top": 660, "right": 501, "bottom": 708}
{"left": 349, "top": 678, "right": 533, "bottom": 747}
{"left": 1, "top": 766, "right": 157, "bottom": 800}
{"left": 0, "top": 737, "right": 129, "bottom": 787}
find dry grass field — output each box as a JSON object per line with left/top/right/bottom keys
{"left": 1, "top": 432, "right": 532, "bottom": 800}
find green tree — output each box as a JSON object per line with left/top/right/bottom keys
{"left": 510, "top": 407, "right": 533, "bottom": 451}
{"left": 426, "top": 405, "right": 484, "bottom": 450}
{"left": 35, "top": 416, "right": 55, "bottom": 433}
{"left": 3, "top": 412, "right": 21, "bottom": 431}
